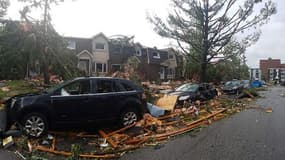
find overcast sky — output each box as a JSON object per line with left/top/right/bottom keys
{"left": 6, "top": 0, "right": 285, "bottom": 68}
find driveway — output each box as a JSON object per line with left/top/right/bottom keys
{"left": 121, "top": 86, "right": 285, "bottom": 160}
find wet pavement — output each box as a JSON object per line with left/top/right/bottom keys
{"left": 121, "top": 86, "right": 285, "bottom": 160}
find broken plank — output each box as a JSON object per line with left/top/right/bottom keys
{"left": 98, "top": 130, "right": 118, "bottom": 148}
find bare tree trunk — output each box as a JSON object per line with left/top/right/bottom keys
{"left": 43, "top": 0, "right": 50, "bottom": 84}
{"left": 200, "top": 0, "right": 209, "bottom": 83}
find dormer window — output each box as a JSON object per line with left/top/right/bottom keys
{"left": 67, "top": 40, "right": 76, "bottom": 50}
{"left": 135, "top": 47, "right": 142, "bottom": 56}
{"left": 95, "top": 43, "right": 105, "bottom": 50}
{"left": 153, "top": 52, "right": 160, "bottom": 59}
{"left": 135, "top": 46, "right": 142, "bottom": 56}
{"left": 169, "top": 54, "right": 174, "bottom": 59}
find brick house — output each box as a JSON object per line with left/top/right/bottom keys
{"left": 260, "top": 58, "right": 285, "bottom": 81}
{"left": 65, "top": 33, "right": 182, "bottom": 81}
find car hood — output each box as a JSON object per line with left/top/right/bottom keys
{"left": 5, "top": 92, "right": 46, "bottom": 109}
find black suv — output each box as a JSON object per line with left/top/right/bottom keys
{"left": 4, "top": 77, "right": 147, "bottom": 137}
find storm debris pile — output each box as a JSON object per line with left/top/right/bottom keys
{"left": 22, "top": 100, "right": 235, "bottom": 159}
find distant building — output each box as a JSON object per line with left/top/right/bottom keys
{"left": 249, "top": 68, "right": 261, "bottom": 80}
{"left": 259, "top": 58, "right": 285, "bottom": 81}
{"left": 65, "top": 33, "right": 183, "bottom": 81}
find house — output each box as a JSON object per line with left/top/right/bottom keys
{"left": 65, "top": 33, "right": 182, "bottom": 81}
{"left": 66, "top": 33, "right": 109, "bottom": 76}
{"left": 259, "top": 58, "right": 285, "bottom": 81}
{"left": 249, "top": 68, "right": 261, "bottom": 80}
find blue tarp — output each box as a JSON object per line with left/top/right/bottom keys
{"left": 252, "top": 80, "right": 262, "bottom": 87}
{"left": 147, "top": 103, "right": 165, "bottom": 117}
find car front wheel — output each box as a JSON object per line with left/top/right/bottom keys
{"left": 22, "top": 113, "right": 48, "bottom": 137}
{"left": 120, "top": 108, "right": 139, "bottom": 126}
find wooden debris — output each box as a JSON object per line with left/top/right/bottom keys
{"left": 2, "top": 136, "right": 14, "bottom": 149}
{"left": 155, "top": 95, "right": 178, "bottom": 111}
{"left": 243, "top": 90, "right": 255, "bottom": 98}
{"left": 266, "top": 108, "right": 273, "bottom": 113}
{"left": 98, "top": 130, "right": 118, "bottom": 148}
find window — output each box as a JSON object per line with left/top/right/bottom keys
{"left": 111, "top": 64, "right": 121, "bottom": 72}
{"left": 95, "top": 43, "right": 105, "bottom": 50}
{"left": 96, "top": 63, "right": 103, "bottom": 72}
{"left": 67, "top": 40, "right": 76, "bottom": 50}
{"left": 96, "top": 80, "right": 114, "bottom": 93}
{"left": 135, "top": 47, "right": 142, "bottom": 56}
{"left": 168, "top": 54, "right": 174, "bottom": 59}
{"left": 96, "top": 63, "right": 107, "bottom": 73}
{"left": 168, "top": 68, "right": 174, "bottom": 75}
{"left": 61, "top": 80, "right": 90, "bottom": 95}
{"left": 103, "top": 64, "right": 107, "bottom": 72}
{"left": 153, "top": 52, "right": 160, "bottom": 59}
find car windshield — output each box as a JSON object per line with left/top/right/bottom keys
{"left": 225, "top": 81, "right": 240, "bottom": 86}
{"left": 175, "top": 84, "right": 199, "bottom": 92}
{"left": 241, "top": 80, "right": 249, "bottom": 84}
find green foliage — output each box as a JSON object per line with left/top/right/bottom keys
{"left": 148, "top": 0, "right": 276, "bottom": 82}
{"left": 67, "top": 144, "right": 82, "bottom": 160}
{"left": 0, "top": 19, "right": 82, "bottom": 80}
{"left": 0, "top": 80, "right": 40, "bottom": 100}
{"left": 0, "top": 0, "right": 9, "bottom": 18}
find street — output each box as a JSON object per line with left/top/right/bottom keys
{"left": 121, "top": 86, "right": 285, "bottom": 160}
{"left": 1, "top": 86, "right": 285, "bottom": 160}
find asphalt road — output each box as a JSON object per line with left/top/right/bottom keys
{"left": 121, "top": 86, "right": 285, "bottom": 160}
{"left": 1, "top": 86, "right": 285, "bottom": 160}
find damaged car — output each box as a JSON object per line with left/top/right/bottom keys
{"left": 4, "top": 77, "right": 147, "bottom": 137}
{"left": 168, "top": 83, "right": 217, "bottom": 107}
{"left": 222, "top": 80, "right": 244, "bottom": 94}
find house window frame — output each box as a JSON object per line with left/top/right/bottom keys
{"left": 168, "top": 54, "right": 174, "bottom": 59}
{"left": 95, "top": 63, "right": 107, "bottom": 73}
{"left": 67, "top": 40, "right": 76, "bottom": 50}
{"left": 135, "top": 47, "right": 142, "bottom": 56}
{"left": 95, "top": 42, "right": 105, "bottom": 50}
{"left": 153, "top": 52, "right": 160, "bottom": 59}
{"left": 111, "top": 64, "right": 121, "bottom": 72}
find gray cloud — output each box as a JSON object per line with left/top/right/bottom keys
{"left": 246, "top": 0, "right": 285, "bottom": 67}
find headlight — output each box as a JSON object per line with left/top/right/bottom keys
{"left": 10, "top": 98, "right": 17, "bottom": 108}
{"left": 179, "top": 95, "right": 190, "bottom": 101}
{"left": 233, "top": 86, "right": 238, "bottom": 90}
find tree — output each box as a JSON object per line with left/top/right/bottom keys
{"left": 148, "top": 0, "right": 276, "bottom": 82}
{"left": 0, "top": 0, "right": 9, "bottom": 18}
{"left": 18, "top": 0, "right": 66, "bottom": 84}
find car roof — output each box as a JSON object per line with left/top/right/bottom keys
{"left": 73, "top": 77, "right": 129, "bottom": 81}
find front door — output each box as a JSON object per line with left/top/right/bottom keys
{"left": 78, "top": 59, "right": 90, "bottom": 75}
{"left": 160, "top": 67, "right": 165, "bottom": 80}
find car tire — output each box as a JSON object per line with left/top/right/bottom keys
{"left": 120, "top": 108, "right": 140, "bottom": 126}
{"left": 22, "top": 113, "right": 48, "bottom": 137}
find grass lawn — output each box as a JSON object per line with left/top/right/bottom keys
{"left": 0, "top": 80, "right": 42, "bottom": 109}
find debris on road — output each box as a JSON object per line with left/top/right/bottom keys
{"left": 0, "top": 80, "right": 259, "bottom": 159}
{"left": 2, "top": 136, "right": 14, "bottom": 149}
{"left": 1, "top": 86, "right": 10, "bottom": 92}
